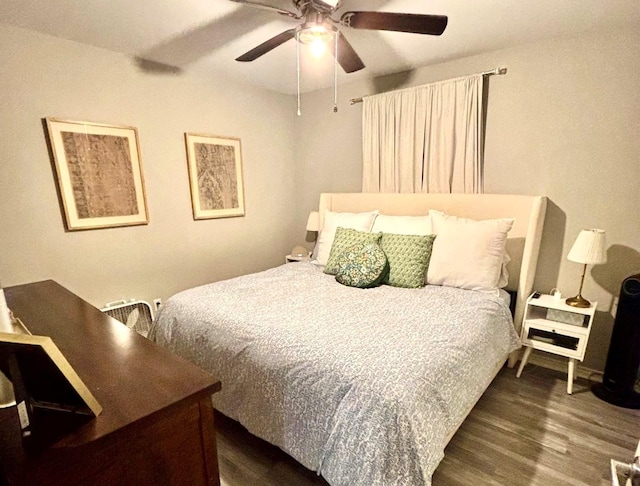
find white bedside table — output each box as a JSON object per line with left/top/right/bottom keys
{"left": 285, "top": 254, "right": 311, "bottom": 264}
{"left": 516, "top": 292, "right": 597, "bottom": 394}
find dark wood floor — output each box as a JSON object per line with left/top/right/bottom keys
{"left": 215, "top": 365, "right": 640, "bottom": 486}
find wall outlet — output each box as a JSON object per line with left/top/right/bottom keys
{"left": 153, "top": 298, "right": 162, "bottom": 311}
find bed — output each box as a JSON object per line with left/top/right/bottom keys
{"left": 151, "top": 192, "right": 547, "bottom": 486}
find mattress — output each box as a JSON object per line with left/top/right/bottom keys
{"left": 151, "top": 262, "right": 519, "bottom": 486}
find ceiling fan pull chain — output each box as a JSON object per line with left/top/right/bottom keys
{"left": 296, "top": 29, "right": 302, "bottom": 116}
{"left": 333, "top": 30, "right": 338, "bottom": 113}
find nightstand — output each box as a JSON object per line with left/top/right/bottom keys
{"left": 516, "top": 292, "right": 597, "bottom": 394}
{"left": 285, "top": 254, "right": 310, "bottom": 264}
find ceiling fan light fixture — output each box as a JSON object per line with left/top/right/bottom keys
{"left": 308, "top": 37, "right": 328, "bottom": 57}
{"left": 297, "top": 24, "right": 334, "bottom": 45}
{"left": 297, "top": 23, "right": 335, "bottom": 57}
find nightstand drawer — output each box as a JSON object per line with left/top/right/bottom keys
{"left": 526, "top": 327, "right": 579, "bottom": 350}
{"left": 522, "top": 320, "right": 587, "bottom": 360}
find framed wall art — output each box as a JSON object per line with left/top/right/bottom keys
{"left": 184, "top": 133, "right": 245, "bottom": 220}
{"left": 45, "top": 118, "right": 149, "bottom": 231}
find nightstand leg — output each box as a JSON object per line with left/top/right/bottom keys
{"left": 516, "top": 346, "right": 533, "bottom": 378}
{"left": 567, "top": 358, "right": 576, "bottom": 394}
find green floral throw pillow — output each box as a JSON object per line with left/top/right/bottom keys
{"left": 380, "top": 233, "right": 436, "bottom": 288}
{"left": 334, "top": 242, "right": 389, "bottom": 288}
{"left": 324, "top": 227, "right": 382, "bottom": 275}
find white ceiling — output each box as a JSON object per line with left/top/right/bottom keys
{"left": 1, "top": 0, "right": 638, "bottom": 94}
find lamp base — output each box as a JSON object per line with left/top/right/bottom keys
{"left": 565, "top": 294, "right": 591, "bottom": 308}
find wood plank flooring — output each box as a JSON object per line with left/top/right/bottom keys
{"left": 215, "top": 365, "right": 640, "bottom": 485}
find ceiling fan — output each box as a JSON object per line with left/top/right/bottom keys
{"left": 229, "top": 0, "right": 448, "bottom": 73}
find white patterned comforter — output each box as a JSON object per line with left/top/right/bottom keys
{"left": 150, "top": 262, "right": 519, "bottom": 486}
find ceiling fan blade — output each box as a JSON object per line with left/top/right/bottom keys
{"left": 236, "top": 29, "right": 296, "bottom": 62}
{"left": 340, "top": 11, "right": 448, "bottom": 36}
{"left": 332, "top": 32, "right": 365, "bottom": 73}
{"left": 228, "top": 0, "right": 300, "bottom": 19}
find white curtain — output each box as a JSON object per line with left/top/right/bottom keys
{"left": 362, "top": 74, "right": 484, "bottom": 194}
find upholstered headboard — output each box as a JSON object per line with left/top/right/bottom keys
{"left": 318, "top": 193, "right": 547, "bottom": 333}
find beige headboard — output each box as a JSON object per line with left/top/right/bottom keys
{"left": 318, "top": 193, "right": 547, "bottom": 333}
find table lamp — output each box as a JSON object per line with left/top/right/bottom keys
{"left": 306, "top": 211, "right": 320, "bottom": 232}
{"left": 566, "top": 228, "right": 607, "bottom": 308}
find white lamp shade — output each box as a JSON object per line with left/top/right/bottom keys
{"left": 567, "top": 229, "right": 607, "bottom": 264}
{"left": 306, "top": 211, "right": 320, "bottom": 232}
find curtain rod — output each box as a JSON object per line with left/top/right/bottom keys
{"left": 349, "top": 66, "right": 507, "bottom": 105}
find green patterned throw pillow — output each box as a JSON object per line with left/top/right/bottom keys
{"left": 335, "top": 242, "right": 389, "bottom": 288}
{"left": 324, "top": 227, "right": 383, "bottom": 275}
{"left": 380, "top": 233, "right": 436, "bottom": 288}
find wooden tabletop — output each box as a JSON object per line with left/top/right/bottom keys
{"left": 0, "top": 280, "right": 221, "bottom": 449}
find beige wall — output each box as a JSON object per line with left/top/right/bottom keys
{"left": 295, "top": 27, "right": 640, "bottom": 371}
{"left": 0, "top": 24, "right": 298, "bottom": 308}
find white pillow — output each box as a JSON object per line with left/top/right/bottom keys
{"left": 371, "top": 214, "right": 432, "bottom": 235}
{"left": 498, "top": 251, "right": 511, "bottom": 288}
{"left": 315, "top": 210, "right": 378, "bottom": 265}
{"left": 427, "top": 210, "right": 514, "bottom": 292}
{"left": 430, "top": 211, "right": 511, "bottom": 287}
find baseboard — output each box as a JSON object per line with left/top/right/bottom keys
{"left": 524, "top": 351, "right": 603, "bottom": 382}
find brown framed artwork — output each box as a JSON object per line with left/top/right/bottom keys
{"left": 184, "top": 133, "right": 245, "bottom": 220}
{"left": 45, "top": 118, "right": 149, "bottom": 231}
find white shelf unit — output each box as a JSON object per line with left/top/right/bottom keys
{"left": 516, "top": 293, "right": 597, "bottom": 394}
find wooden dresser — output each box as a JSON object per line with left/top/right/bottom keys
{"left": 0, "top": 280, "right": 221, "bottom": 485}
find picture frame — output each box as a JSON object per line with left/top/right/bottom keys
{"left": 184, "top": 133, "right": 245, "bottom": 220}
{"left": 45, "top": 118, "right": 149, "bottom": 231}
